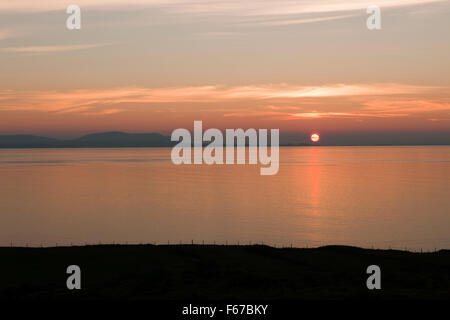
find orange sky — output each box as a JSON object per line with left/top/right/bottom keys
{"left": 0, "top": 1, "right": 449, "bottom": 139}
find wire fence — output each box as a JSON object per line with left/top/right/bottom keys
{"left": 3, "top": 238, "right": 450, "bottom": 252}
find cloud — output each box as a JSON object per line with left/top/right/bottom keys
{"left": 215, "top": 84, "right": 434, "bottom": 99}
{"left": 363, "top": 99, "right": 450, "bottom": 114}
{"left": 235, "top": 0, "right": 446, "bottom": 17}
{"left": 239, "top": 14, "right": 359, "bottom": 27}
{"left": 0, "top": 0, "right": 445, "bottom": 39}
{"left": 1, "top": 84, "right": 448, "bottom": 121}
{"left": 0, "top": 43, "right": 111, "bottom": 54}
{"left": 290, "top": 112, "right": 407, "bottom": 119}
{"left": 0, "top": 1, "right": 445, "bottom": 19}
{"left": 0, "top": 83, "right": 437, "bottom": 109}
{"left": 223, "top": 111, "right": 409, "bottom": 120}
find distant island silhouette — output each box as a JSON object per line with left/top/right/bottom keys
{"left": 0, "top": 131, "right": 449, "bottom": 148}
{"left": 0, "top": 132, "right": 173, "bottom": 148}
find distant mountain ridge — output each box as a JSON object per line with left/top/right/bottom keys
{"left": 0, "top": 134, "right": 62, "bottom": 148}
{"left": 0, "top": 132, "right": 174, "bottom": 148}
{"left": 0, "top": 131, "right": 449, "bottom": 148}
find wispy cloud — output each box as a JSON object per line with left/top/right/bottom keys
{"left": 0, "top": 0, "right": 445, "bottom": 43}
{"left": 0, "top": 1, "right": 445, "bottom": 19}
{"left": 236, "top": 0, "right": 445, "bottom": 16}
{"left": 1, "top": 84, "right": 448, "bottom": 121}
{"left": 363, "top": 99, "right": 450, "bottom": 114}
{"left": 239, "top": 13, "right": 359, "bottom": 27}
{"left": 223, "top": 111, "right": 410, "bottom": 120}
{"left": 0, "top": 83, "right": 437, "bottom": 109}
{"left": 291, "top": 112, "right": 407, "bottom": 119}
{"left": 215, "top": 84, "right": 435, "bottom": 99}
{"left": 0, "top": 43, "right": 111, "bottom": 54}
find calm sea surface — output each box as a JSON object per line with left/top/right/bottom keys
{"left": 0, "top": 146, "right": 449, "bottom": 250}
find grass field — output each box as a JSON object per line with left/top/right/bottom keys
{"left": 1, "top": 245, "right": 449, "bottom": 300}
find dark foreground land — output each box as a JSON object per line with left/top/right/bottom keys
{"left": 0, "top": 245, "right": 449, "bottom": 300}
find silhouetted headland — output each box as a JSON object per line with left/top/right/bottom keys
{"left": 0, "top": 132, "right": 173, "bottom": 148}
{"left": 1, "top": 131, "right": 450, "bottom": 148}
{"left": 1, "top": 244, "right": 449, "bottom": 299}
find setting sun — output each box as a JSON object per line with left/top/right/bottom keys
{"left": 311, "top": 133, "right": 320, "bottom": 143}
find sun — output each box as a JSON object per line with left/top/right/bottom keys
{"left": 311, "top": 133, "right": 320, "bottom": 143}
